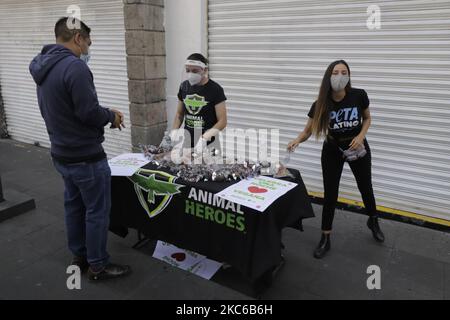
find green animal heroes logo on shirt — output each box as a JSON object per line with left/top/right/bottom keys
{"left": 183, "top": 94, "right": 208, "bottom": 115}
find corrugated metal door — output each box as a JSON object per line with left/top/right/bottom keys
{"left": 208, "top": 0, "right": 450, "bottom": 221}
{"left": 0, "top": 0, "right": 131, "bottom": 157}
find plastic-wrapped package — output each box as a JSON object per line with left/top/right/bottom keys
{"left": 281, "top": 151, "right": 291, "bottom": 166}
{"left": 159, "top": 130, "right": 172, "bottom": 149}
{"left": 274, "top": 151, "right": 295, "bottom": 179}
{"left": 141, "top": 143, "right": 173, "bottom": 162}
{"left": 140, "top": 144, "right": 295, "bottom": 182}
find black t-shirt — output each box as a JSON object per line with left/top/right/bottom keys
{"left": 308, "top": 88, "right": 369, "bottom": 139}
{"left": 177, "top": 79, "right": 227, "bottom": 147}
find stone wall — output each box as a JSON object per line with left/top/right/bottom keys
{"left": 123, "top": 0, "right": 167, "bottom": 149}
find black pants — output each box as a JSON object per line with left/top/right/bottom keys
{"left": 321, "top": 138, "right": 377, "bottom": 231}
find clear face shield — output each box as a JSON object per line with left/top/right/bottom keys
{"left": 181, "top": 59, "right": 208, "bottom": 87}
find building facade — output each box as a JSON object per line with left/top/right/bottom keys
{"left": 0, "top": 0, "right": 449, "bottom": 223}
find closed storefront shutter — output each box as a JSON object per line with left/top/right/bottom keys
{"left": 208, "top": 0, "right": 450, "bottom": 221}
{"left": 0, "top": 0, "right": 131, "bottom": 157}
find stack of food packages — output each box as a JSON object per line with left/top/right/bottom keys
{"left": 140, "top": 135, "right": 293, "bottom": 183}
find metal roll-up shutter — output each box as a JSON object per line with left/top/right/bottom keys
{"left": 208, "top": 0, "right": 450, "bottom": 221}
{"left": 0, "top": 0, "right": 131, "bottom": 157}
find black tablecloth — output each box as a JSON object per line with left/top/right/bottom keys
{"left": 110, "top": 163, "right": 314, "bottom": 281}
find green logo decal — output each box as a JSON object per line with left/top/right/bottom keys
{"left": 183, "top": 94, "right": 208, "bottom": 115}
{"left": 128, "top": 169, "right": 184, "bottom": 219}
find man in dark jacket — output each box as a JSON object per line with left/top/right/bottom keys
{"left": 29, "top": 17, "right": 131, "bottom": 281}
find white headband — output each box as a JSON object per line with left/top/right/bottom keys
{"left": 185, "top": 59, "right": 207, "bottom": 69}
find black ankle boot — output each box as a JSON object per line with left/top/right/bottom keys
{"left": 367, "top": 216, "right": 385, "bottom": 243}
{"left": 313, "top": 233, "right": 331, "bottom": 259}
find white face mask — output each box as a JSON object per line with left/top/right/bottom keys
{"left": 330, "top": 74, "right": 349, "bottom": 92}
{"left": 187, "top": 72, "right": 203, "bottom": 86}
{"left": 80, "top": 48, "right": 91, "bottom": 64}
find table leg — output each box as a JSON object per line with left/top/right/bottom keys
{"left": 132, "top": 231, "right": 152, "bottom": 250}
{"left": 252, "top": 254, "right": 286, "bottom": 297}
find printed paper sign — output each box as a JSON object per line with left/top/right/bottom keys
{"left": 216, "top": 176, "right": 297, "bottom": 212}
{"left": 108, "top": 153, "right": 150, "bottom": 176}
{"left": 152, "top": 241, "right": 222, "bottom": 280}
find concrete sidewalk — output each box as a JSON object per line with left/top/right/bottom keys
{"left": 0, "top": 138, "right": 448, "bottom": 300}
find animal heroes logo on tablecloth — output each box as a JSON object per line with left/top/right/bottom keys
{"left": 128, "top": 169, "right": 184, "bottom": 219}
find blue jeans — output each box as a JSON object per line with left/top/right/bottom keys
{"left": 53, "top": 158, "right": 111, "bottom": 270}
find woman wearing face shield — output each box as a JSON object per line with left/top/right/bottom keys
{"left": 172, "top": 53, "right": 227, "bottom": 156}
{"left": 287, "top": 60, "right": 385, "bottom": 259}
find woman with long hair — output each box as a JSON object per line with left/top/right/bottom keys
{"left": 287, "top": 60, "right": 385, "bottom": 259}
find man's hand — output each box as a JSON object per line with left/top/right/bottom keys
{"left": 110, "top": 109, "right": 125, "bottom": 131}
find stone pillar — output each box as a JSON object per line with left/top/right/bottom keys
{"left": 124, "top": 0, "right": 167, "bottom": 150}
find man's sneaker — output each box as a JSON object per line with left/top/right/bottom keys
{"left": 70, "top": 256, "right": 89, "bottom": 273}
{"left": 87, "top": 263, "right": 132, "bottom": 281}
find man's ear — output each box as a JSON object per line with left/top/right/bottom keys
{"left": 73, "top": 32, "right": 81, "bottom": 46}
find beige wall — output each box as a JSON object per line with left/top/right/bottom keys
{"left": 164, "top": 0, "right": 208, "bottom": 131}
